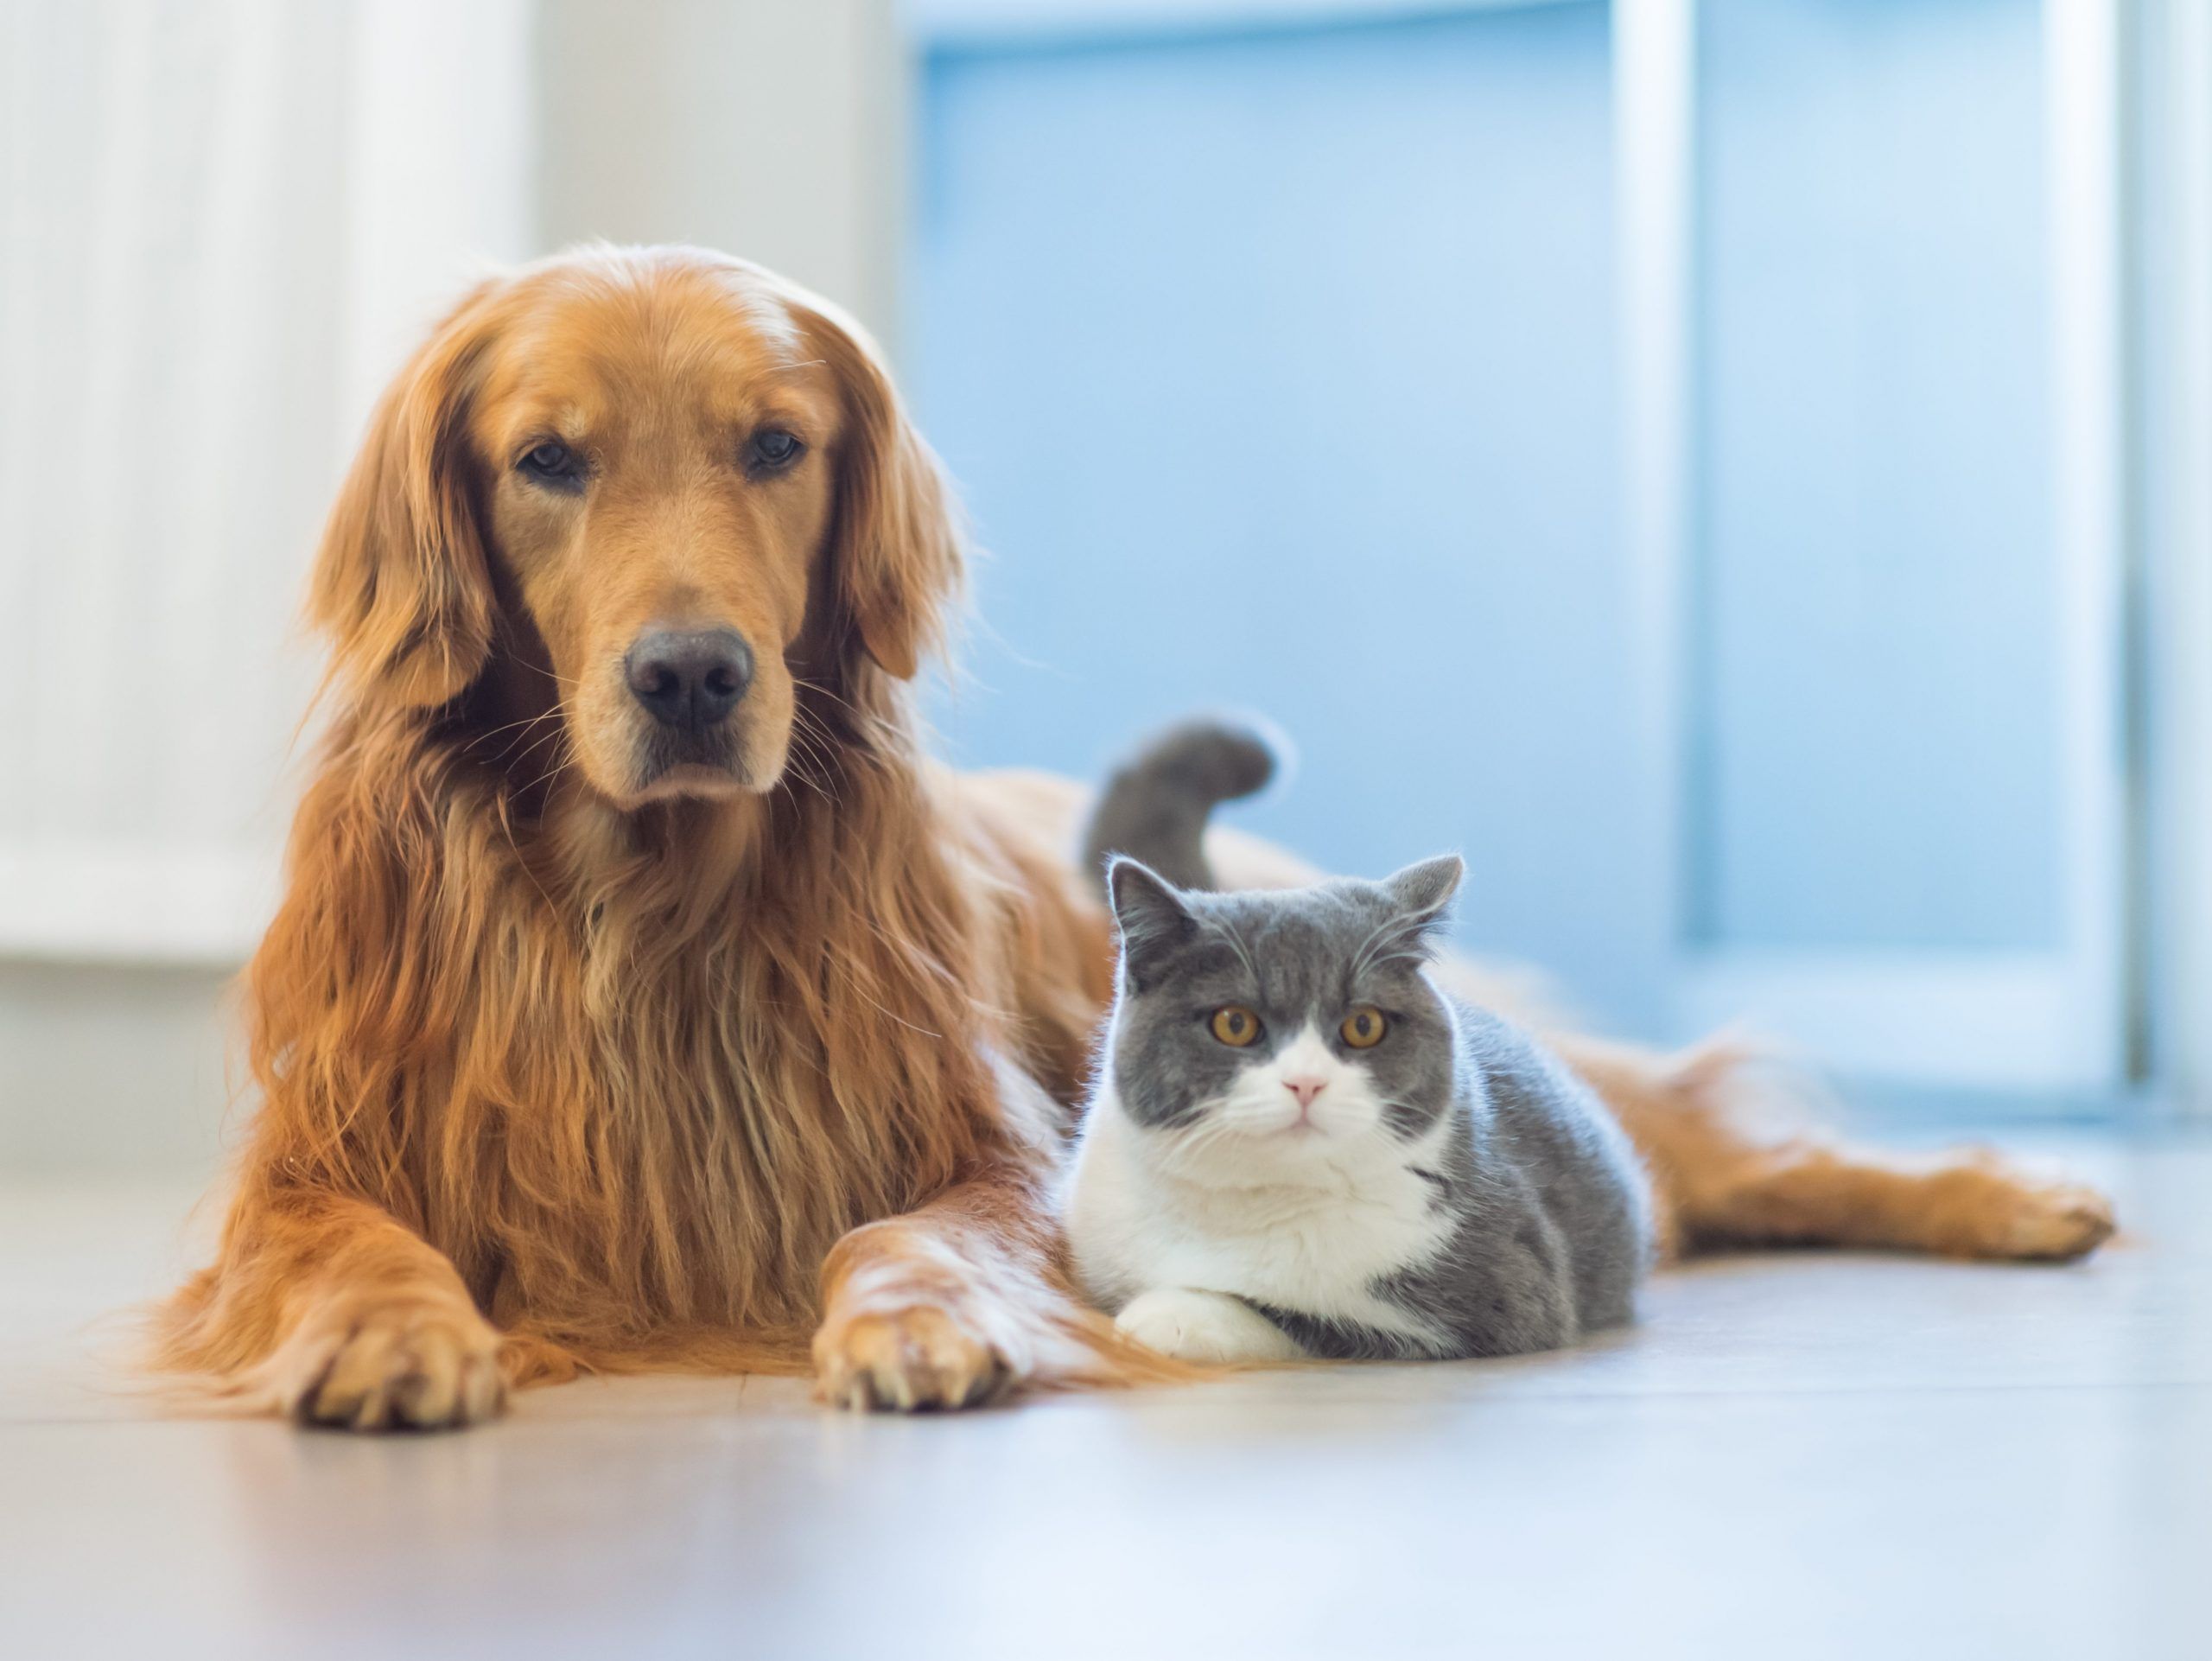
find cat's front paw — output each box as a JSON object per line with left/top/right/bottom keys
{"left": 1115, "top": 1287, "right": 1303, "bottom": 1365}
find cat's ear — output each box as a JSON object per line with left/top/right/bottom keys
{"left": 1378, "top": 855, "right": 1465, "bottom": 956}
{"left": 1108, "top": 856, "right": 1198, "bottom": 990}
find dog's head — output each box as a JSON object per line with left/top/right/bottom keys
{"left": 310, "top": 246, "right": 960, "bottom": 807}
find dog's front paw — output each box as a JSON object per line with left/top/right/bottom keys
{"left": 813, "top": 1301, "right": 1012, "bottom": 1411}
{"left": 1115, "top": 1287, "right": 1300, "bottom": 1365}
{"left": 283, "top": 1304, "right": 507, "bottom": 1432}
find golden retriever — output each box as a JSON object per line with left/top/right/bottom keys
{"left": 154, "top": 246, "right": 2113, "bottom": 1428}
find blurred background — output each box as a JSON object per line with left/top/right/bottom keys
{"left": 3, "top": 0, "right": 2209, "bottom": 1182}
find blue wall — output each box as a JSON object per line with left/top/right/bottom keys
{"left": 908, "top": 0, "right": 2066, "bottom": 1043}
{"left": 1693, "top": 0, "right": 2057, "bottom": 951}
{"left": 910, "top": 4, "right": 1662, "bottom": 1032}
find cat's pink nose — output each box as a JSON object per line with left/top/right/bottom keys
{"left": 1283, "top": 1077, "right": 1326, "bottom": 1110}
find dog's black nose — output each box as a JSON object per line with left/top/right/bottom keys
{"left": 625, "top": 627, "right": 753, "bottom": 729}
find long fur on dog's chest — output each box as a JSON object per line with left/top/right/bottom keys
{"left": 238, "top": 717, "right": 1053, "bottom": 1347}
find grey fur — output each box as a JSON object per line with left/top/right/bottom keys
{"left": 1083, "top": 716, "right": 1280, "bottom": 896}
{"left": 1098, "top": 857, "right": 1652, "bottom": 1361}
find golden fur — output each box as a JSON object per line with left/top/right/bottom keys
{"left": 154, "top": 247, "right": 2113, "bottom": 1429}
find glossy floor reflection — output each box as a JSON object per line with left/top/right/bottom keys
{"left": 3, "top": 1130, "right": 2205, "bottom": 1660}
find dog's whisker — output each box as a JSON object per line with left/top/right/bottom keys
{"left": 791, "top": 676, "right": 864, "bottom": 720}
{"left": 468, "top": 712, "right": 563, "bottom": 751}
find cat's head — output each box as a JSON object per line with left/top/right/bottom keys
{"left": 1102, "top": 854, "right": 1465, "bottom": 1176}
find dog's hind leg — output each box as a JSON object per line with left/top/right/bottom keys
{"left": 1555, "top": 1035, "right": 2116, "bottom": 1263}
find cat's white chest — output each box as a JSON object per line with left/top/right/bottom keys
{"left": 1064, "top": 1087, "right": 1454, "bottom": 1347}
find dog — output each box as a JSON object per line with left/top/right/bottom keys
{"left": 154, "top": 246, "right": 2113, "bottom": 1429}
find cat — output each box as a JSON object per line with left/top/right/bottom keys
{"left": 1065, "top": 721, "right": 1653, "bottom": 1365}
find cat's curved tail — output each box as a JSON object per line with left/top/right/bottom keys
{"left": 1083, "top": 716, "right": 1284, "bottom": 897}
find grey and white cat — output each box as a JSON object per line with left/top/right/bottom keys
{"left": 1064, "top": 726, "right": 1653, "bottom": 1365}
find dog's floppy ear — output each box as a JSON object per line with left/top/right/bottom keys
{"left": 804, "top": 299, "right": 964, "bottom": 681}
{"left": 309, "top": 278, "right": 504, "bottom": 706}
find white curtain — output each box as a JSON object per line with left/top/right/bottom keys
{"left": 0, "top": 0, "right": 532, "bottom": 960}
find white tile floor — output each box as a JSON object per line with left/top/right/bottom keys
{"left": 2, "top": 1130, "right": 2206, "bottom": 1661}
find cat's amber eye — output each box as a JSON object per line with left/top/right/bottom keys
{"left": 1210, "top": 1005, "right": 1262, "bottom": 1047}
{"left": 1340, "top": 1007, "right": 1388, "bottom": 1048}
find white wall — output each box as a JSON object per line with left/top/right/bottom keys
{"left": 0, "top": 0, "right": 899, "bottom": 1172}
{"left": 0, "top": 963, "right": 237, "bottom": 1179}
{"left": 537, "top": 0, "right": 903, "bottom": 339}
{"left": 0, "top": 1, "right": 538, "bottom": 973}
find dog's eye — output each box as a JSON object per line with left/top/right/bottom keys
{"left": 1340, "top": 1007, "right": 1387, "bottom": 1049}
{"left": 1210, "top": 1006, "right": 1262, "bottom": 1047}
{"left": 516, "top": 439, "right": 582, "bottom": 490}
{"left": 747, "top": 430, "right": 804, "bottom": 473}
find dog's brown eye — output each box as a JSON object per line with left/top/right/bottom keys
{"left": 517, "top": 440, "right": 582, "bottom": 490}
{"left": 1210, "top": 1006, "right": 1261, "bottom": 1047}
{"left": 1341, "top": 1007, "right": 1387, "bottom": 1048}
{"left": 747, "top": 430, "right": 804, "bottom": 472}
